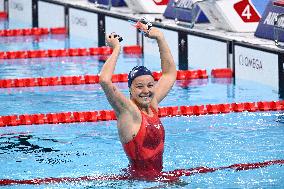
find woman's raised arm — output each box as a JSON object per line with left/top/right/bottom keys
{"left": 99, "top": 33, "right": 132, "bottom": 116}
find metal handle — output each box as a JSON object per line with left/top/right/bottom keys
{"left": 274, "top": 13, "right": 284, "bottom": 48}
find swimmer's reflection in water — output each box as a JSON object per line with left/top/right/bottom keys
{"left": 0, "top": 134, "right": 59, "bottom": 153}
{"left": 99, "top": 19, "right": 177, "bottom": 181}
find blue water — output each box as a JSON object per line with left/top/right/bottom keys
{"left": 0, "top": 35, "right": 280, "bottom": 116}
{"left": 0, "top": 34, "right": 99, "bottom": 51}
{"left": 0, "top": 20, "right": 25, "bottom": 31}
{"left": 0, "top": 55, "right": 151, "bottom": 79}
{"left": 0, "top": 78, "right": 280, "bottom": 116}
{"left": 7, "top": 20, "right": 32, "bottom": 29}
{"left": 0, "top": 20, "right": 283, "bottom": 188}
{"left": 0, "top": 112, "right": 284, "bottom": 188}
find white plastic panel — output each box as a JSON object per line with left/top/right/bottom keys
{"left": 38, "top": 1, "right": 65, "bottom": 28}
{"left": 234, "top": 45, "right": 279, "bottom": 91}
{"left": 0, "top": 0, "right": 4, "bottom": 11}
{"left": 187, "top": 35, "right": 228, "bottom": 70}
{"left": 144, "top": 28, "right": 178, "bottom": 68}
{"left": 105, "top": 16, "right": 137, "bottom": 46}
{"left": 68, "top": 8, "right": 98, "bottom": 47}
{"left": 8, "top": 0, "right": 32, "bottom": 28}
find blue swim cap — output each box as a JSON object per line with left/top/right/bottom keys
{"left": 128, "top": 66, "right": 153, "bottom": 87}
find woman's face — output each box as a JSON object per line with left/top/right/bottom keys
{"left": 130, "top": 75, "right": 155, "bottom": 108}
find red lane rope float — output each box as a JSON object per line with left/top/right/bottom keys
{"left": 0, "top": 70, "right": 207, "bottom": 88}
{"left": 0, "top": 27, "right": 66, "bottom": 37}
{"left": 123, "top": 45, "right": 142, "bottom": 54}
{"left": 211, "top": 68, "right": 233, "bottom": 78}
{"left": 0, "top": 100, "right": 283, "bottom": 127}
{"left": 0, "top": 159, "right": 283, "bottom": 185}
{"left": 0, "top": 12, "right": 7, "bottom": 20}
{"left": 177, "top": 70, "right": 208, "bottom": 80}
{"left": 49, "top": 27, "right": 66, "bottom": 35}
{"left": 0, "top": 45, "right": 139, "bottom": 59}
{"left": 178, "top": 100, "right": 284, "bottom": 116}
{"left": 0, "top": 46, "right": 113, "bottom": 59}
{"left": 0, "top": 45, "right": 141, "bottom": 59}
{"left": 123, "top": 45, "right": 143, "bottom": 58}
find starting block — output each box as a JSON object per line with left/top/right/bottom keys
{"left": 255, "top": 0, "right": 284, "bottom": 47}
{"left": 198, "top": 0, "right": 261, "bottom": 32}
{"left": 123, "top": 0, "right": 169, "bottom": 13}
{"left": 163, "top": 0, "right": 208, "bottom": 28}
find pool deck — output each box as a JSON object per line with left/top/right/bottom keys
{"left": 50, "top": 0, "right": 282, "bottom": 53}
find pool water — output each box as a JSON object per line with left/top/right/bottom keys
{"left": 0, "top": 20, "right": 283, "bottom": 188}
{"left": 1, "top": 111, "right": 284, "bottom": 188}
{"left": 0, "top": 55, "right": 145, "bottom": 79}
{"left": 0, "top": 78, "right": 280, "bottom": 116}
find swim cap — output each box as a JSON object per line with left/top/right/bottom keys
{"left": 128, "top": 66, "right": 153, "bottom": 87}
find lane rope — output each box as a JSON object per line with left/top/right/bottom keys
{"left": 0, "top": 12, "right": 7, "bottom": 20}
{"left": 0, "top": 27, "right": 66, "bottom": 37}
{"left": 0, "top": 46, "right": 113, "bottom": 59}
{"left": 0, "top": 100, "right": 283, "bottom": 127}
{"left": 0, "top": 159, "right": 283, "bottom": 185}
{"left": 0, "top": 45, "right": 143, "bottom": 60}
{"left": 211, "top": 68, "right": 232, "bottom": 78}
{"left": 0, "top": 69, "right": 208, "bottom": 88}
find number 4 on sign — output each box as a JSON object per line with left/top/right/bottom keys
{"left": 234, "top": 0, "right": 260, "bottom": 23}
{"left": 242, "top": 5, "right": 252, "bottom": 19}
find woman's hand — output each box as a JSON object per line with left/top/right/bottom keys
{"left": 106, "top": 32, "right": 122, "bottom": 48}
{"left": 146, "top": 27, "right": 164, "bottom": 40}
{"left": 136, "top": 21, "right": 164, "bottom": 40}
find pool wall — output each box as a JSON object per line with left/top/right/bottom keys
{"left": 2, "top": 0, "right": 284, "bottom": 96}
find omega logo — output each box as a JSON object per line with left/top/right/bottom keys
{"left": 239, "top": 55, "right": 263, "bottom": 70}
{"left": 71, "top": 16, "right": 87, "bottom": 27}
{"left": 11, "top": 2, "right": 23, "bottom": 11}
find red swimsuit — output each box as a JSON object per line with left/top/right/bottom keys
{"left": 123, "top": 107, "right": 165, "bottom": 178}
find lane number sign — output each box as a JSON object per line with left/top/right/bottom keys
{"left": 234, "top": 0, "right": 260, "bottom": 22}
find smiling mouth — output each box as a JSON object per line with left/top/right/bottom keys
{"left": 139, "top": 93, "right": 153, "bottom": 100}
{"left": 140, "top": 96, "right": 149, "bottom": 100}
